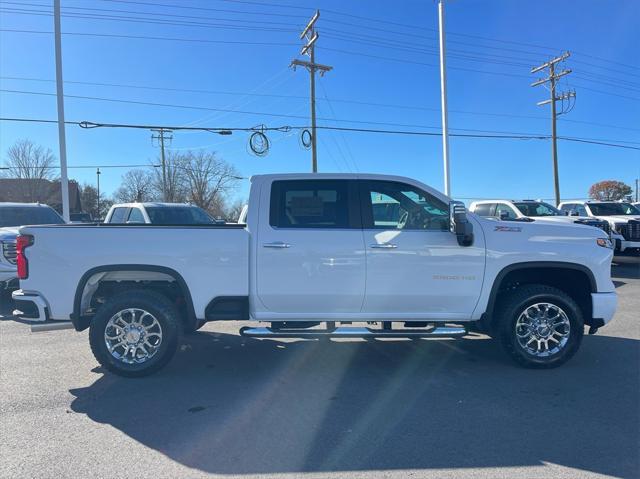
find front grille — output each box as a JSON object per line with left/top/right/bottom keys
{"left": 618, "top": 221, "right": 640, "bottom": 241}
{"left": 575, "top": 220, "right": 610, "bottom": 235}
{"left": 2, "top": 240, "right": 17, "bottom": 265}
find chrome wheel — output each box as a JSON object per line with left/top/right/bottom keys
{"left": 104, "top": 308, "right": 163, "bottom": 364}
{"left": 515, "top": 302, "right": 570, "bottom": 357}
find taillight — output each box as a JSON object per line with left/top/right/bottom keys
{"left": 16, "top": 235, "right": 34, "bottom": 280}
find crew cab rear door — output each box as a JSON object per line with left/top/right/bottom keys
{"left": 359, "top": 180, "right": 485, "bottom": 320}
{"left": 255, "top": 179, "right": 366, "bottom": 315}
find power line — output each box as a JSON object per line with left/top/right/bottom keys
{"left": 3, "top": 86, "right": 640, "bottom": 143}
{"left": 3, "top": 74, "right": 639, "bottom": 132}
{"left": 2, "top": 24, "right": 636, "bottom": 92}
{"left": 98, "top": 0, "right": 307, "bottom": 19}
{"left": 0, "top": 1, "right": 300, "bottom": 28}
{"left": 0, "top": 28, "right": 297, "bottom": 47}
{"left": 2, "top": 117, "right": 638, "bottom": 150}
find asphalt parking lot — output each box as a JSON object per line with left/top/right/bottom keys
{"left": 1, "top": 262, "right": 638, "bottom": 479}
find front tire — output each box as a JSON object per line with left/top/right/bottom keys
{"left": 496, "top": 284, "right": 584, "bottom": 368}
{"left": 89, "top": 290, "right": 181, "bottom": 377}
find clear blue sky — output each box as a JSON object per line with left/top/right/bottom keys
{"left": 1, "top": 0, "right": 639, "bottom": 204}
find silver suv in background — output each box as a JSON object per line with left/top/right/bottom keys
{"left": 0, "top": 203, "right": 65, "bottom": 291}
{"left": 469, "top": 199, "right": 610, "bottom": 233}
{"left": 558, "top": 201, "right": 640, "bottom": 255}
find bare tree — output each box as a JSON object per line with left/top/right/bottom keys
{"left": 3, "top": 139, "right": 57, "bottom": 202}
{"left": 224, "top": 198, "right": 246, "bottom": 222}
{"left": 113, "top": 169, "right": 156, "bottom": 203}
{"left": 182, "top": 151, "right": 240, "bottom": 215}
{"left": 150, "top": 151, "right": 188, "bottom": 202}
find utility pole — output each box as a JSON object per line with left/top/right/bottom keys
{"left": 151, "top": 128, "right": 173, "bottom": 201}
{"left": 53, "top": 0, "right": 70, "bottom": 222}
{"left": 291, "top": 10, "right": 332, "bottom": 173}
{"left": 636, "top": 178, "right": 639, "bottom": 202}
{"left": 437, "top": 0, "right": 451, "bottom": 196}
{"left": 96, "top": 167, "right": 101, "bottom": 220}
{"left": 531, "top": 52, "right": 576, "bottom": 206}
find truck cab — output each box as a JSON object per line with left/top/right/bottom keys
{"left": 12, "top": 174, "right": 617, "bottom": 376}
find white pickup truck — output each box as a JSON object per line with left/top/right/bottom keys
{"left": 12, "top": 173, "right": 617, "bottom": 376}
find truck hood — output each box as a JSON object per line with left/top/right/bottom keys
{"left": 593, "top": 215, "right": 640, "bottom": 224}
{"left": 475, "top": 215, "right": 606, "bottom": 239}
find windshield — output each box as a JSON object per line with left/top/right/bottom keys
{"left": 145, "top": 206, "right": 215, "bottom": 225}
{"left": 588, "top": 203, "right": 640, "bottom": 216}
{"left": 0, "top": 206, "right": 65, "bottom": 227}
{"left": 513, "top": 202, "right": 562, "bottom": 217}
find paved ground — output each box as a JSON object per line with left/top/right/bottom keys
{"left": 1, "top": 263, "right": 638, "bottom": 479}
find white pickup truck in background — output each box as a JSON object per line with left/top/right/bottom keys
{"left": 469, "top": 199, "right": 611, "bottom": 233}
{"left": 104, "top": 202, "right": 223, "bottom": 225}
{"left": 558, "top": 201, "right": 640, "bottom": 255}
{"left": 12, "top": 173, "right": 616, "bottom": 376}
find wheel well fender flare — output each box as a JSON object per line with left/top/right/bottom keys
{"left": 71, "top": 264, "right": 196, "bottom": 331}
{"left": 483, "top": 261, "right": 596, "bottom": 322}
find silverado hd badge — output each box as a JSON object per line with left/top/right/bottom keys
{"left": 494, "top": 225, "right": 522, "bottom": 232}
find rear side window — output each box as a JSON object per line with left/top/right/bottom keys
{"left": 473, "top": 203, "right": 493, "bottom": 216}
{"left": 495, "top": 203, "right": 517, "bottom": 220}
{"left": 270, "top": 180, "right": 354, "bottom": 228}
{"left": 109, "top": 207, "right": 128, "bottom": 223}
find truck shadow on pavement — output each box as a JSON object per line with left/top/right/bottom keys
{"left": 69, "top": 330, "right": 640, "bottom": 477}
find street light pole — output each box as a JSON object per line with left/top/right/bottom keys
{"left": 96, "top": 167, "right": 101, "bottom": 220}
{"left": 438, "top": 0, "right": 451, "bottom": 197}
{"left": 54, "top": 0, "right": 70, "bottom": 221}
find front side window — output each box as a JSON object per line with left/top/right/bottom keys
{"left": 361, "top": 181, "right": 449, "bottom": 231}
{"left": 270, "top": 180, "right": 352, "bottom": 228}
{"left": 587, "top": 203, "right": 640, "bottom": 216}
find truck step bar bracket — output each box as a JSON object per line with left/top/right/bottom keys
{"left": 239, "top": 325, "right": 468, "bottom": 339}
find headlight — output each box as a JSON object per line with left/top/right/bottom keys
{"left": 613, "top": 222, "right": 624, "bottom": 232}
{"left": 596, "top": 238, "right": 613, "bottom": 249}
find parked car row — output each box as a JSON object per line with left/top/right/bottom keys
{"left": 469, "top": 199, "right": 640, "bottom": 255}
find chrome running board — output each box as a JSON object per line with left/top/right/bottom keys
{"left": 240, "top": 325, "right": 467, "bottom": 339}
{"left": 30, "top": 321, "right": 75, "bottom": 333}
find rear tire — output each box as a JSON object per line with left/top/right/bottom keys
{"left": 496, "top": 284, "right": 584, "bottom": 369}
{"left": 89, "top": 290, "right": 181, "bottom": 377}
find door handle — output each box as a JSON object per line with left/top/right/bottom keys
{"left": 369, "top": 243, "right": 397, "bottom": 249}
{"left": 263, "top": 241, "right": 291, "bottom": 249}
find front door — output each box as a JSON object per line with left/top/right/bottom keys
{"left": 360, "top": 180, "right": 485, "bottom": 320}
{"left": 256, "top": 179, "right": 366, "bottom": 316}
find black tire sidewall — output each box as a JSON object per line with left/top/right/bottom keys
{"left": 499, "top": 287, "right": 584, "bottom": 368}
{"left": 89, "top": 291, "right": 180, "bottom": 377}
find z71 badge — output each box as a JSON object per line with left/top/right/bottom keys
{"left": 494, "top": 225, "right": 522, "bottom": 232}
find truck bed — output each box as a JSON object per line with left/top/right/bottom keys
{"left": 18, "top": 224, "right": 250, "bottom": 320}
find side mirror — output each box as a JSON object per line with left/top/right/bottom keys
{"left": 449, "top": 201, "right": 474, "bottom": 247}
{"left": 498, "top": 210, "right": 510, "bottom": 221}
